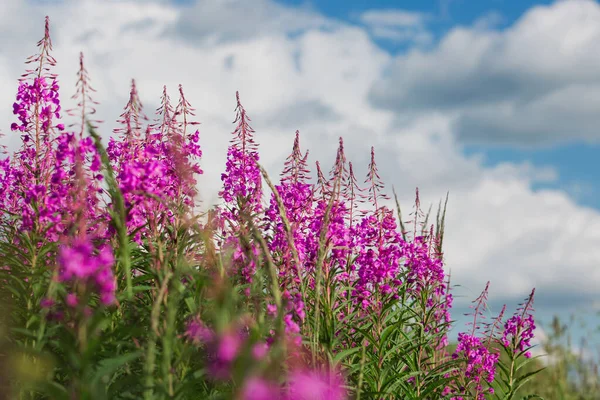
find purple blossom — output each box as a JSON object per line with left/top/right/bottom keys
{"left": 501, "top": 288, "right": 536, "bottom": 357}
{"left": 452, "top": 333, "right": 499, "bottom": 385}
{"left": 241, "top": 378, "right": 281, "bottom": 400}
{"left": 287, "top": 370, "right": 347, "bottom": 400}
{"left": 185, "top": 317, "right": 214, "bottom": 345}
{"left": 106, "top": 83, "right": 203, "bottom": 243}
{"left": 57, "top": 238, "right": 116, "bottom": 306}
{"left": 219, "top": 92, "right": 262, "bottom": 222}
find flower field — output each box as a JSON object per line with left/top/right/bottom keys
{"left": 0, "top": 17, "right": 550, "bottom": 400}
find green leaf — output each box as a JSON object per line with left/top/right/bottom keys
{"left": 513, "top": 368, "right": 546, "bottom": 394}
{"left": 91, "top": 351, "right": 143, "bottom": 386}
{"left": 32, "top": 381, "right": 69, "bottom": 400}
{"left": 332, "top": 347, "right": 361, "bottom": 365}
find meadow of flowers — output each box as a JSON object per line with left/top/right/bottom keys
{"left": 0, "top": 17, "right": 543, "bottom": 400}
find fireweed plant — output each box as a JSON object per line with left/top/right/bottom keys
{"left": 0, "top": 18, "right": 545, "bottom": 400}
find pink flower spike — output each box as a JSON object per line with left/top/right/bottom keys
{"left": 217, "top": 332, "right": 241, "bottom": 363}
{"left": 66, "top": 293, "right": 78, "bottom": 307}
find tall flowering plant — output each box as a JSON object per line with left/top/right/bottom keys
{"left": 1, "top": 17, "right": 66, "bottom": 240}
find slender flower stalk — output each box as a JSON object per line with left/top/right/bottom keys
{"left": 66, "top": 52, "right": 101, "bottom": 139}
{"left": 449, "top": 282, "right": 500, "bottom": 399}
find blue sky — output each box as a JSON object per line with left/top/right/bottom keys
{"left": 1, "top": 0, "right": 600, "bottom": 350}
{"left": 276, "top": 0, "right": 553, "bottom": 24}
{"left": 467, "top": 143, "right": 600, "bottom": 209}
{"left": 277, "top": 0, "right": 556, "bottom": 51}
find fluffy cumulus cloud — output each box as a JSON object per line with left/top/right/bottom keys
{"left": 369, "top": 0, "right": 600, "bottom": 147}
{"left": 1, "top": 0, "right": 599, "bottom": 314}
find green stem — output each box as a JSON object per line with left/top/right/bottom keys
{"left": 145, "top": 272, "right": 172, "bottom": 399}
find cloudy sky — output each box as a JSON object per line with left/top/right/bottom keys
{"left": 1, "top": 0, "right": 599, "bottom": 342}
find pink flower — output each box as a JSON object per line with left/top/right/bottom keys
{"left": 59, "top": 240, "right": 95, "bottom": 280}
{"left": 184, "top": 317, "right": 214, "bottom": 344}
{"left": 40, "top": 298, "right": 54, "bottom": 308}
{"left": 57, "top": 239, "right": 116, "bottom": 307}
{"left": 287, "top": 370, "right": 346, "bottom": 400}
{"left": 241, "top": 377, "right": 281, "bottom": 400}
{"left": 266, "top": 304, "right": 277, "bottom": 316}
{"left": 252, "top": 343, "right": 269, "bottom": 360}
{"left": 66, "top": 293, "right": 78, "bottom": 307}
{"left": 218, "top": 332, "right": 241, "bottom": 363}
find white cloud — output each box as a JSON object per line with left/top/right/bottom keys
{"left": 369, "top": 0, "right": 600, "bottom": 147}
{"left": 0, "top": 0, "right": 599, "bottom": 312}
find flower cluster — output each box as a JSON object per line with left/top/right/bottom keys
{"left": 11, "top": 77, "right": 64, "bottom": 135}
{"left": 502, "top": 288, "right": 536, "bottom": 358}
{"left": 107, "top": 82, "right": 203, "bottom": 243}
{"left": 220, "top": 91, "right": 262, "bottom": 222}
{"left": 186, "top": 321, "right": 243, "bottom": 379}
{"left": 57, "top": 238, "right": 116, "bottom": 306}
{"left": 445, "top": 282, "right": 499, "bottom": 399}
{"left": 51, "top": 133, "right": 105, "bottom": 238}
{"left": 265, "top": 131, "right": 314, "bottom": 279}
{"left": 1, "top": 19, "right": 66, "bottom": 237}
{"left": 351, "top": 211, "right": 402, "bottom": 306}
{"left": 451, "top": 333, "right": 499, "bottom": 398}
{"left": 239, "top": 370, "right": 346, "bottom": 400}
